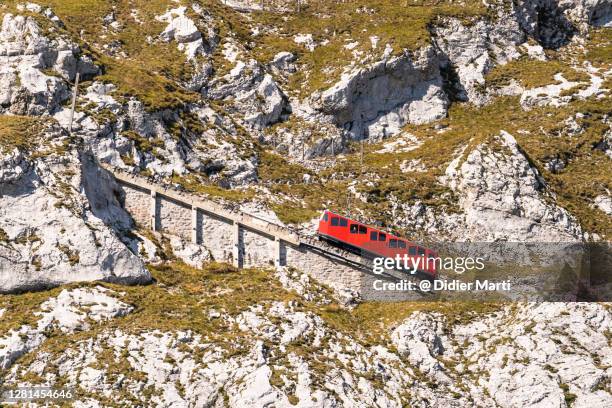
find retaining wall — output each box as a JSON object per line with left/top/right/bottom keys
{"left": 109, "top": 167, "right": 423, "bottom": 300}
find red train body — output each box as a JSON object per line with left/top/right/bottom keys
{"left": 317, "top": 210, "right": 438, "bottom": 278}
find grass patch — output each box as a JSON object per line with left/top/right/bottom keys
{"left": 249, "top": 0, "right": 487, "bottom": 95}
{"left": 170, "top": 173, "right": 256, "bottom": 203}
{"left": 485, "top": 58, "right": 591, "bottom": 89}
{"left": 586, "top": 28, "right": 612, "bottom": 67}
{"left": 0, "top": 115, "right": 45, "bottom": 153}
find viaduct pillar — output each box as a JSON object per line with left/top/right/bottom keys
{"left": 150, "top": 191, "right": 158, "bottom": 231}
{"left": 233, "top": 221, "right": 241, "bottom": 268}
{"left": 191, "top": 207, "right": 199, "bottom": 244}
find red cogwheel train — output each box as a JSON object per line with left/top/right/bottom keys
{"left": 317, "top": 210, "right": 438, "bottom": 278}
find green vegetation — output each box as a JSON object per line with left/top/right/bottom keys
{"left": 256, "top": 148, "right": 346, "bottom": 224}
{"left": 57, "top": 244, "right": 80, "bottom": 266}
{"left": 121, "top": 131, "right": 164, "bottom": 153}
{"left": 0, "top": 115, "right": 45, "bottom": 153}
{"left": 586, "top": 28, "right": 612, "bottom": 67}
{"left": 560, "top": 383, "right": 577, "bottom": 406}
{"left": 0, "top": 227, "right": 8, "bottom": 242}
{"left": 249, "top": 0, "right": 488, "bottom": 95}
{"left": 170, "top": 173, "right": 256, "bottom": 202}
{"left": 485, "top": 58, "right": 591, "bottom": 89}
{"left": 3, "top": 0, "right": 200, "bottom": 111}
{"left": 0, "top": 286, "right": 65, "bottom": 334}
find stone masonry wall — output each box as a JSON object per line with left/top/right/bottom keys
{"left": 243, "top": 228, "right": 276, "bottom": 268}
{"left": 158, "top": 195, "right": 191, "bottom": 240}
{"left": 200, "top": 212, "right": 234, "bottom": 263}
{"left": 284, "top": 244, "right": 364, "bottom": 293}
{"left": 120, "top": 184, "right": 150, "bottom": 227}
{"left": 115, "top": 178, "right": 416, "bottom": 298}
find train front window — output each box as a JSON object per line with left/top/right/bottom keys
{"left": 409, "top": 246, "right": 417, "bottom": 255}
{"left": 418, "top": 247, "right": 425, "bottom": 256}
{"left": 359, "top": 226, "right": 367, "bottom": 234}
{"left": 389, "top": 239, "right": 397, "bottom": 248}
{"left": 350, "top": 224, "right": 358, "bottom": 234}
{"left": 331, "top": 217, "right": 339, "bottom": 226}
{"left": 370, "top": 231, "right": 378, "bottom": 241}
{"left": 339, "top": 218, "right": 347, "bottom": 227}
{"left": 323, "top": 213, "right": 328, "bottom": 222}
{"left": 398, "top": 240, "right": 406, "bottom": 249}
{"left": 379, "top": 233, "right": 386, "bottom": 241}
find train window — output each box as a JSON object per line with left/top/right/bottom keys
{"left": 418, "top": 247, "right": 425, "bottom": 256}
{"left": 359, "top": 225, "right": 367, "bottom": 234}
{"left": 339, "top": 218, "right": 348, "bottom": 227}
{"left": 331, "top": 217, "right": 339, "bottom": 226}
{"left": 370, "top": 231, "right": 378, "bottom": 241}
{"left": 323, "top": 213, "right": 328, "bottom": 222}
{"left": 398, "top": 240, "right": 406, "bottom": 248}
{"left": 350, "top": 224, "right": 358, "bottom": 234}
{"left": 408, "top": 246, "right": 417, "bottom": 255}
{"left": 428, "top": 253, "right": 436, "bottom": 259}
{"left": 379, "top": 233, "right": 386, "bottom": 241}
{"left": 389, "top": 239, "right": 397, "bottom": 248}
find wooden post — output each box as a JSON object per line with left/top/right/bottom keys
{"left": 68, "top": 72, "right": 80, "bottom": 134}
{"left": 150, "top": 191, "right": 158, "bottom": 231}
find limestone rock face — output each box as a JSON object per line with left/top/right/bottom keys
{"left": 2, "top": 269, "right": 610, "bottom": 407}
{"left": 0, "top": 12, "right": 99, "bottom": 116}
{"left": 0, "top": 148, "right": 30, "bottom": 184}
{"left": 432, "top": 15, "right": 523, "bottom": 105}
{"left": 0, "top": 14, "right": 68, "bottom": 115}
{"left": 0, "top": 127, "right": 150, "bottom": 293}
{"left": 207, "top": 59, "right": 289, "bottom": 130}
{"left": 307, "top": 47, "right": 448, "bottom": 141}
{"left": 442, "top": 131, "right": 582, "bottom": 241}
{"left": 391, "top": 312, "right": 450, "bottom": 383}
{"left": 0, "top": 286, "right": 132, "bottom": 369}
{"left": 156, "top": 5, "right": 218, "bottom": 60}
{"left": 270, "top": 51, "right": 297, "bottom": 74}
{"left": 594, "top": 194, "right": 612, "bottom": 216}
{"left": 391, "top": 302, "right": 612, "bottom": 408}
{"left": 0, "top": 288, "right": 474, "bottom": 407}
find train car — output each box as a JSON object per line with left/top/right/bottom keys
{"left": 317, "top": 210, "right": 438, "bottom": 278}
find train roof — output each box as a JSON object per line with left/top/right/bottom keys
{"left": 322, "top": 209, "right": 404, "bottom": 242}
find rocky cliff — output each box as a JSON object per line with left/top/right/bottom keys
{"left": 0, "top": 1, "right": 611, "bottom": 406}
{"left": 1, "top": 265, "right": 610, "bottom": 407}
{"left": 1, "top": 0, "right": 609, "bottom": 242}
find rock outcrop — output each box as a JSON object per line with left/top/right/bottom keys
{"left": 441, "top": 131, "right": 582, "bottom": 241}
{"left": 305, "top": 47, "right": 448, "bottom": 141}
{"left": 393, "top": 302, "right": 612, "bottom": 408}
{"left": 1, "top": 267, "right": 610, "bottom": 407}
{"left": 0, "top": 286, "right": 132, "bottom": 369}
{"left": 0, "top": 123, "right": 150, "bottom": 293}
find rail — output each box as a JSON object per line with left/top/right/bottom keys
{"left": 101, "top": 163, "right": 426, "bottom": 284}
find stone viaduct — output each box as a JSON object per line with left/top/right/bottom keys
{"left": 104, "top": 165, "right": 422, "bottom": 300}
